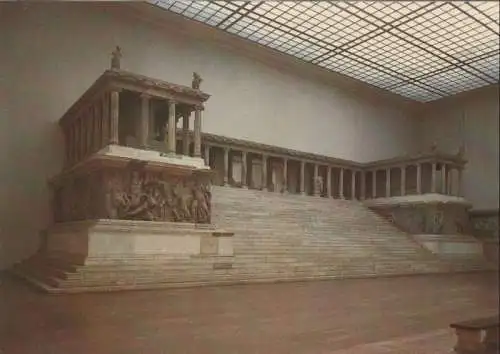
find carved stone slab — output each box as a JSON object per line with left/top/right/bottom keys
{"left": 52, "top": 155, "right": 213, "bottom": 224}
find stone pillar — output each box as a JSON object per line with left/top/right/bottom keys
{"left": 92, "top": 102, "right": 103, "bottom": 151}
{"left": 282, "top": 158, "right": 288, "bottom": 193}
{"left": 101, "top": 95, "right": 110, "bottom": 147}
{"left": 110, "top": 90, "right": 120, "bottom": 145}
{"left": 400, "top": 166, "right": 406, "bottom": 196}
{"left": 351, "top": 171, "right": 357, "bottom": 200}
{"left": 241, "top": 151, "right": 248, "bottom": 189}
{"left": 416, "top": 163, "right": 422, "bottom": 194}
{"left": 182, "top": 113, "right": 190, "bottom": 155}
{"left": 67, "top": 124, "right": 74, "bottom": 166}
{"left": 457, "top": 168, "right": 463, "bottom": 197}
{"left": 385, "top": 168, "right": 391, "bottom": 198}
{"left": 223, "top": 147, "right": 229, "bottom": 186}
{"left": 326, "top": 166, "right": 332, "bottom": 198}
{"left": 360, "top": 171, "right": 366, "bottom": 200}
{"left": 262, "top": 154, "right": 268, "bottom": 191}
{"left": 313, "top": 164, "right": 319, "bottom": 197}
{"left": 441, "top": 163, "right": 447, "bottom": 194}
{"left": 139, "top": 94, "right": 150, "bottom": 149}
{"left": 300, "top": 161, "right": 305, "bottom": 195}
{"left": 79, "top": 116, "right": 85, "bottom": 159}
{"left": 339, "top": 168, "right": 344, "bottom": 199}
{"left": 204, "top": 144, "right": 210, "bottom": 167}
{"left": 193, "top": 107, "right": 202, "bottom": 157}
{"left": 166, "top": 100, "right": 176, "bottom": 154}
{"left": 372, "top": 170, "right": 377, "bottom": 198}
{"left": 431, "top": 162, "right": 437, "bottom": 193}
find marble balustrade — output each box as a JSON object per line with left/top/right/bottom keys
{"left": 167, "top": 135, "right": 465, "bottom": 200}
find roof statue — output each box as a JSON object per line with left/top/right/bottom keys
{"left": 111, "top": 46, "right": 122, "bottom": 70}
{"left": 192, "top": 72, "right": 202, "bottom": 90}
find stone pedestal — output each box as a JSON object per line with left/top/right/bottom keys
{"left": 14, "top": 146, "right": 235, "bottom": 293}
{"left": 364, "top": 194, "right": 486, "bottom": 259}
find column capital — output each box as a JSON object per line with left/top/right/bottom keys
{"left": 140, "top": 93, "right": 152, "bottom": 99}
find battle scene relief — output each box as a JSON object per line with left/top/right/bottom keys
{"left": 373, "top": 203, "right": 473, "bottom": 235}
{"left": 52, "top": 165, "right": 212, "bottom": 224}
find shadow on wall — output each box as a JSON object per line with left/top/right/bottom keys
{"left": 0, "top": 121, "right": 63, "bottom": 269}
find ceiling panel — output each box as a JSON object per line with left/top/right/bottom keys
{"left": 152, "top": 0, "right": 500, "bottom": 102}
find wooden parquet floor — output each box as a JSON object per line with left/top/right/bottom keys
{"left": 0, "top": 272, "right": 498, "bottom": 354}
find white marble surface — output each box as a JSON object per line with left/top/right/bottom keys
{"left": 46, "top": 219, "right": 233, "bottom": 263}
{"left": 364, "top": 194, "right": 472, "bottom": 207}
{"left": 413, "top": 233, "right": 483, "bottom": 256}
{"left": 97, "top": 144, "right": 209, "bottom": 170}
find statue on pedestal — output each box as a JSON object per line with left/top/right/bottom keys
{"left": 192, "top": 72, "right": 202, "bottom": 90}
{"left": 313, "top": 176, "right": 324, "bottom": 197}
{"left": 111, "top": 46, "right": 122, "bottom": 70}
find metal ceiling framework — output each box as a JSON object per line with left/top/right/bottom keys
{"left": 152, "top": 1, "right": 500, "bottom": 102}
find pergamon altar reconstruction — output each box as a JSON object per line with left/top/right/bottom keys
{"left": 0, "top": 2, "right": 498, "bottom": 354}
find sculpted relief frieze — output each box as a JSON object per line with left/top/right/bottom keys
{"left": 53, "top": 167, "right": 212, "bottom": 224}
{"left": 374, "top": 203, "right": 473, "bottom": 235}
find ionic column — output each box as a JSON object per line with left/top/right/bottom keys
{"left": 72, "top": 120, "right": 79, "bottom": 163}
{"left": 431, "top": 162, "right": 437, "bottom": 193}
{"left": 182, "top": 112, "right": 190, "bottom": 155}
{"left": 360, "top": 171, "right": 366, "bottom": 200}
{"left": 326, "top": 166, "right": 332, "bottom": 198}
{"left": 139, "top": 94, "right": 150, "bottom": 149}
{"left": 223, "top": 147, "right": 229, "bottom": 186}
{"left": 64, "top": 125, "right": 71, "bottom": 166}
{"left": 241, "top": 151, "right": 248, "bottom": 189}
{"left": 262, "top": 154, "right": 268, "bottom": 191}
{"left": 372, "top": 170, "right": 377, "bottom": 198}
{"left": 400, "top": 166, "right": 406, "bottom": 196}
{"left": 86, "top": 107, "right": 93, "bottom": 155}
{"left": 416, "top": 163, "right": 422, "bottom": 194}
{"left": 351, "top": 171, "right": 356, "bottom": 200}
{"left": 110, "top": 90, "right": 120, "bottom": 145}
{"left": 101, "top": 95, "right": 110, "bottom": 146}
{"left": 457, "top": 168, "right": 463, "bottom": 197}
{"left": 93, "top": 105, "right": 102, "bottom": 152}
{"left": 282, "top": 158, "right": 288, "bottom": 193}
{"left": 300, "top": 161, "right": 305, "bottom": 195}
{"left": 166, "top": 100, "right": 176, "bottom": 154}
{"left": 339, "top": 168, "right": 344, "bottom": 199}
{"left": 193, "top": 107, "right": 202, "bottom": 157}
{"left": 441, "top": 163, "right": 447, "bottom": 194}
{"left": 313, "top": 164, "right": 319, "bottom": 197}
{"left": 79, "top": 115, "right": 85, "bottom": 159}
{"left": 204, "top": 144, "right": 211, "bottom": 167}
{"left": 385, "top": 168, "right": 391, "bottom": 198}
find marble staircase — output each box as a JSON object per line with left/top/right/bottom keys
{"left": 12, "top": 187, "right": 494, "bottom": 293}
{"left": 211, "top": 187, "right": 494, "bottom": 280}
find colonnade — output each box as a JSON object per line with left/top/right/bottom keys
{"left": 62, "top": 89, "right": 204, "bottom": 167}
{"left": 196, "top": 144, "right": 464, "bottom": 200}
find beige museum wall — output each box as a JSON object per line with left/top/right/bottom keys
{"left": 0, "top": 3, "right": 420, "bottom": 268}
{"left": 417, "top": 85, "right": 499, "bottom": 211}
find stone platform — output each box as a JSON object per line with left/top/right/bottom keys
{"left": 13, "top": 220, "right": 234, "bottom": 293}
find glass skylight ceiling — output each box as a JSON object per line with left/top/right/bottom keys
{"left": 152, "top": 1, "right": 500, "bottom": 102}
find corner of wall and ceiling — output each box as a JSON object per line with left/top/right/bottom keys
{"left": 98, "top": 2, "right": 422, "bottom": 112}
